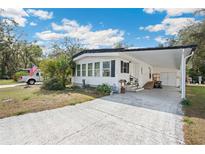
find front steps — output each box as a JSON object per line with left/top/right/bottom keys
{"left": 143, "top": 81, "right": 155, "bottom": 89}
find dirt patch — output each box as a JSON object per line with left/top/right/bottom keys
{"left": 0, "top": 85, "right": 103, "bottom": 119}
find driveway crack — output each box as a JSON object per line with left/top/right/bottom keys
{"left": 55, "top": 115, "right": 108, "bottom": 144}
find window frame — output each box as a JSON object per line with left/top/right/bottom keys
{"left": 76, "top": 64, "right": 81, "bottom": 77}
{"left": 121, "top": 61, "right": 129, "bottom": 74}
{"left": 82, "top": 64, "right": 86, "bottom": 77}
{"left": 87, "top": 63, "right": 93, "bottom": 77}
{"left": 94, "top": 62, "right": 100, "bottom": 77}
{"left": 103, "top": 61, "right": 111, "bottom": 77}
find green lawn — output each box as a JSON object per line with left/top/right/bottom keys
{"left": 0, "top": 85, "right": 104, "bottom": 119}
{"left": 183, "top": 86, "right": 205, "bottom": 144}
{"left": 0, "top": 79, "right": 16, "bottom": 85}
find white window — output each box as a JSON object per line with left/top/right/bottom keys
{"left": 82, "top": 64, "right": 86, "bottom": 76}
{"left": 121, "top": 61, "right": 129, "bottom": 73}
{"left": 88, "top": 63, "right": 93, "bottom": 76}
{"left": 77, "top": 64, "right": 81, "bottom": 76}
{"left": 103, "top": 61, "right": 110, "bottom": 77}
{"left": 94, "top": 62, "right": 100, "bottom": 77}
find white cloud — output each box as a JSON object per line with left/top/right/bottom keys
{"left": 144, "top": 17, "right": 199, "bottom": 35}
{"left": 0, "top": 8, "right": 28, "bottom": 27}
{"left": 127, "top": 46, "right": 143, "bottom": 49}
{"left": 139, "top": 26, "right": 144, "bottom": 30}
{"left": 27, "top": 9, "right": 53, "bottom": 20}
{"left": 155, "top": 36, "right": 167, "bottom": 44}
{"left": 30, "top": 22, "right": 37, "bottom": 26}
{"left": 143, "top": 8, "right": 201, "bottom": 17}
{"left": 36, "top": 31, "right": 66, "bottom": 40}
{"left": 144, "top": 35, "right": 150, "bottom": 39}
{"left": 136, "top": 36, "right": 150, "bottom": 40}
{"left": 37, "top": 18, "right": 124, "bottom": 49}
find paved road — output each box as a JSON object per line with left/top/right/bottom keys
{"left": 0, "top": 87, "right": 184, "bottom": 144}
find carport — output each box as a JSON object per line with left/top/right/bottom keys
{"left": 123, "top": 45, "right": 197, "bottom": 99}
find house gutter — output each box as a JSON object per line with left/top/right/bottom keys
{"left": 181, "top": 50, "right": 195, "bottom": 99}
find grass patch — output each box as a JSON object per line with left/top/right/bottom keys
{"left": 0, "top": 85, "right": 104, "bottom": 119}
{"left": 23, "top": 96, "right": 31, "bottom": 101}
{"left": 183, "top": 86, "right": 205, "bottom": 144}
{"left": 184, "top": 117, "right": 194, "bottom": 125}
{"left": 0, "top": 79, "right": 16, "bottom": 85}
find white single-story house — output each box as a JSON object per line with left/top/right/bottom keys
{"left": 72, "top": 45, "right": 197, "bottom": 99}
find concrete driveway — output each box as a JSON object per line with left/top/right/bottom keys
{"left": 0, "top": 87, "right": 184, "bottom": 144}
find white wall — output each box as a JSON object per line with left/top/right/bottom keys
{"left": 73, "top": 54, "right": 155, "bottom": 89}
{"left": 72, "top": 56, "right": 120, "bottom": 89}
{"left": 117, "top": 54, "right": 153, "bottom": 88}
{"left": 153, "top": 67, "right": 180, "bottom": 87}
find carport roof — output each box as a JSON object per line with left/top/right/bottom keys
{"left": 72, "top": 45, "right": 197, "bottom": 59}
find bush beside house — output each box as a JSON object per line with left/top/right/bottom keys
{"left": 96, "top": 84, "right": 112, "bottom": 95}
{"left": 40, "top": 54, "right": 74, "bottom": 90}
{"left": 41, "top": 77, "right": 65, "bottom": 90}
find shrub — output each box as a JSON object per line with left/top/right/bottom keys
{"left": 96, "top": 84, "right": 111, "bottom": 95}
{"left": 13, "top": 71, "right": 28, "bottom": 81}
{"left": 181, "top": 98, "right": 191, "bottom": 106}
{"left": 40, "top": 55, "right": 74, "bottom": 87}
{"left": 42, "top": 77, "right": 65, "bottom": 90}
{"left": 184, "top": 117, "right": 194, "bottom": 125}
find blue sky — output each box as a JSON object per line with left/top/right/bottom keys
{"left": 0, "top": 8, "right": 204, "bottom": 50}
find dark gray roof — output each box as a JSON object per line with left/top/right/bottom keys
{"left": 73, "top": 45, "right": 197, "bottom": 59}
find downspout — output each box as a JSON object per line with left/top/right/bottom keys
{"left": 181, "top": 49, "right": 194, "bottom": 99}
{"left": 185, "top": 51, "right": 194, "bottom": 61}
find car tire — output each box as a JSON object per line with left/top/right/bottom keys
{"left": 27, "top": 79, "right": 36, "bottom": 85}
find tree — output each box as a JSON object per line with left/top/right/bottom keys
{"left": 50, "top": 37, "right": 84, "bottom": 58}
{"left": 167, "top": 19, "right": 205, "bottom": 78}
{"left": 40, "top": 37, "right": 81, "bottom": 88}
{"left": 114, "top": 42, "right": 124, "bottom": 48}
{"left": 18, "top": 41, "right": 42, "bottom": 68}
{"left": 0, "top": 17, "right": 19, "bottom": 78}
{"left": 114, "top": 42, "right": 129, "bottom": 48}
{"left": 0, "top": 16, "right": 43, "bottom": 78}
{"left": 40, "top": 55, "right": 74, "bottom": 87}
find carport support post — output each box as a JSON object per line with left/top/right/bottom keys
{"left": 181, "top": 49, "right": 186, "bottom": 99}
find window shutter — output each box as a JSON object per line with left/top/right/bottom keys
{"left": 121, "top": 61, "right": 123, "bottom": 73}
{"left": 127, "top": 62, "right": 129, "bottom": 73}
{"left": 111, "top": 60, "right": 115, "bottom": 77}
{"left": 72, "top": 67, "right": 75, "bottom": 76}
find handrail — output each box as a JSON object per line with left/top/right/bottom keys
{"left": 130, "top": 75, "right": 138, "bottom": 80}
{"left": 129, "top": 75, "right": 139, "bottom": 88}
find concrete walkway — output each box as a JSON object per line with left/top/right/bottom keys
{"left": 0, "top": 83, "right": 26, "bottom": 89}
{"left": 0, "top": 82, "right": 42, "bottom": 89}
{"left": 0, "top": 87, "right": 184, "bottom": 144}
